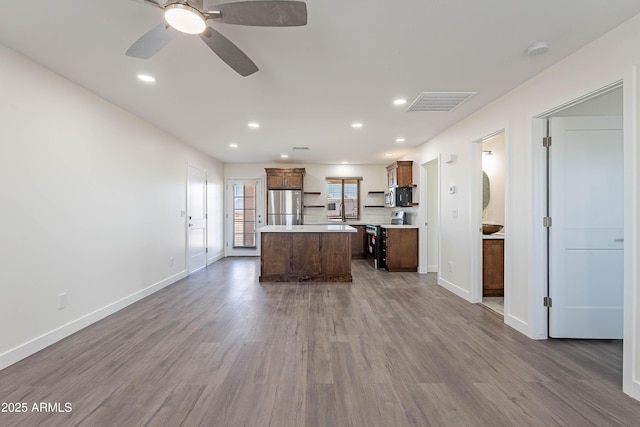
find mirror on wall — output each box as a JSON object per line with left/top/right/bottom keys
{"left": 482, "top": 171, "right": 490, "bottom": 210}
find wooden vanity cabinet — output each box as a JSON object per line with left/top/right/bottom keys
{"left": 482, "top": 239, "right": 504, "bottom": 297}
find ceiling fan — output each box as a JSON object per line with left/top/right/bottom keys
{"left": 126, "top": 0, "right": 308, "bottom": 76}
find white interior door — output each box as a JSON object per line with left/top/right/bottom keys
{"left": 549, "top": 116, "right": 623, "bottom": 338}
{"left": 226, "top": 178, "right": 263, "bottom": 256}
{"left": 188, "top": 165, "right": 207, "bottom": 273}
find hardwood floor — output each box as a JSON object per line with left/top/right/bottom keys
{"left": 1, "top": 258, "right": 639, "bottom": 426}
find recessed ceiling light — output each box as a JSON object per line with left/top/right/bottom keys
{"left": 281, "top": 154, "right": 289, "bottom": 158}
{"left": 393, "top": 98, "right": 407, "bottom": 105}
{"left": 137, "top": 74, "right": 155, "bottom": 83}
{"left": 229, "top": 143, "right": 238, "bottom": 148}
{"left": 385, "top": 153, "right": 393, "bottom": 157}
{"left": 342, "top": 161, "right": 349, "bottom": 164}
{"left": 395, "top": 137, "right": 405, "bottom": 143}
{"left": 351, "top": 122, "right": 363, "bottom": 128}
{"left": 248, "top": 122, "right": 260, "bottom": 128}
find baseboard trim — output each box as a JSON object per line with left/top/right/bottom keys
{"left": 505, "top": 312, "right": 533, "bottom": 338}
{"left": 438, "top": 277, "right": 471, "bottom": 302}
{"left": 0, "top": 270, "right": 188, "bottom": 371}
{"left": 207, "top": 251, "right": 225, "bottom": 265}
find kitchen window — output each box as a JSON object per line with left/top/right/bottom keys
{"left": 326, "top": 178, "right": 360, "bottom": 221}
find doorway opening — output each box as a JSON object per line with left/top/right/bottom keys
{"left": 542, "top": 86, "right": 624, "bottom": 338}
{"left": 478, "top": 131, "right": 506, "bottom": 316}
{"left": 225, "top": 178, "right": 264, "bottom": 257}
{"left": 419, "top": 158, "right": 440, "bottom": 277}
{"left": 187, "top": 164, "right": 208, "bottom": 274}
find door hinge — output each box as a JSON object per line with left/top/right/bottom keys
{"left": 543, "top": 296, "right": 552, "bottom": 307}
{"left": 543, "top": 217, "right": 552, "bottom": 227}
{"left": 543, "top": 136, "right": 552, "bottom": 147}
{"left": 206, "top": 248, "right": 208, "bottom": 253}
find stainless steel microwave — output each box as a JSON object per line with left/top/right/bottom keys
{"left": 385, "top": 187, "right": 412, "bottom": 207}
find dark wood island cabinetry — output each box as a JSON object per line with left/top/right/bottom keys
{"left": 259, "top": 225, "right": 356, "bottom": 282}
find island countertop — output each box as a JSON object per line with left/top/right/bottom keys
{"left": 257, "top": 224, "right": 356, "bottom": 233}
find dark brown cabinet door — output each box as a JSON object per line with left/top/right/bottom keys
{"left": 482, "top": 239, "right": 504, "bottom": 296}
{"left": 322, "top": 233, "right": 350, "bottom": 275}
{"left": 350, "top": 225, "right": 367, "bottom": 259}
{"left": 284, "top": 173, "right": 303, "bottom": 189}
{"left": 267, "top": 173, "right": 286, "bottom": 189}
{"left": 396, "top": 162, "right": 413, "bottom": 187}
{"left": 261, "top": 233, "right": 291, "bottom": 275}
{"left": 383, "top": 228, "right": 418, "bottom": 272}
{"left": 292, "top": 233, "right": 321, "bottom": 275}
{"left": 386, "top": 161, "right": 414, "bottom": 188}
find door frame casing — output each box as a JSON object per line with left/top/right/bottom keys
{"left": 470, "top": 127, "right": 510, "bottom": 316}
{"left": 530, "top": 72, "right": 640, "bottom": 399}
{"left": 419, "top": 156, "right": 441, "bottom": 275}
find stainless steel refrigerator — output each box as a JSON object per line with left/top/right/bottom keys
{"left": 267, "top": 190, "right": 303, "bottom": 225}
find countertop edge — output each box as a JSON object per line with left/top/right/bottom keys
{"left": 257, "top": 225, "right": 357, "bottom": 233}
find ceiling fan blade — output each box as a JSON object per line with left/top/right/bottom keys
{"left": 200, "top": 27, "right": 259, "bottom": 76}
{"left": 211, "top": 1, "right": 307, "bottom": 26}
{"left": 126, "top": 23, "right": 175, "bottom": 59}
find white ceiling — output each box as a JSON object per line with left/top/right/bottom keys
{"left": 1, "top": 1, "right": 639, "bottom": 164}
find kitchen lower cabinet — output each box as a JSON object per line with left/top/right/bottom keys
{"left": 381, "top": 227, "right": 418, "bottom": 272}
{"left": 482, "top": 238, "right": 504, "bottom": 297}
{"left": 260, "top": 231, "right": 352, "bottom": 282}
{"left": 350, "top": 225, "right": 367, "bottom": 259}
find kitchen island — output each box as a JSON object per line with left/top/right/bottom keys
{"left": 258, "top": 224, "right": 356, "bottom": 282}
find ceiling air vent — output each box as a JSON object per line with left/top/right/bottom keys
{"left": 407, "top": 92, "right": 477, "bottom": 112}
{"left": 292, "top": 147, "right": 310, "bottom": 151}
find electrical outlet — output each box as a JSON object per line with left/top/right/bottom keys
{"left": 448, "top": 262, "right": 453, "bottom": 273}
{"left": 452, "top": 208, "right": 458, "bottom": 218}
{"left": 58, "top": 293, "right": 67, "bottom": 310}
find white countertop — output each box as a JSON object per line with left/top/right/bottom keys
{"left": 380, "top": 224, "right": 419, "bottom": 229}
{"left": 257, "top": 224, "right": 357, "bottom": 233}
{"left": 483, "top": 233, "right": 505, "bottom": 240}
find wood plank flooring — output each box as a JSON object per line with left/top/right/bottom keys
{"left": 1, "top": 258, "right": 640, "bottom": 426}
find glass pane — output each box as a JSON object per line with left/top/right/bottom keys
{"left": 327, "top": 179, "right": 359, "bottom": 220}
{"left": 233, "top": 184, "right": 256, "bottom": 248}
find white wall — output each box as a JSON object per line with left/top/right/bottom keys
{"left": 482, "top": 133, "right": 505, "bottom": 227}
{"left": 224, "top": 163, "right": 418, "bottom": 225}
{"left": 0, "top": 44, "right": 224, "bottom": 369}
{"left": 404, "top": 13, "right": 640, "bottom": 400}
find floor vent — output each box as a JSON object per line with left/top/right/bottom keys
{"left": 407, "top": 91, "right": 477, "bottom": 112}
{"left": 292, "top": 146, "right": 310, "bottom": 150}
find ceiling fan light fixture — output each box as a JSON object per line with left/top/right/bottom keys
{"left": 164, "top": 4, "right": 206, "bottom": 35}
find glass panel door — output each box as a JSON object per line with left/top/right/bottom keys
{"left": 226, "top": 178, "right": 263, "bottom": 256}
{"left": 233, "top": 184, "right": 256, "bottom": 248}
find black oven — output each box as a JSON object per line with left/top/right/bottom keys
{"left": 366, "top": 224, "right": 383, "bottom": 269}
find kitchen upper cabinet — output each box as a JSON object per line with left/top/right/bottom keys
{"left": 381, "top": 227, "right": 418, "bottom": 272}
{"left": 265, "top": 168, "right": 305, "bottom": 190}
{"left": 386, "top": 161, "right": 414, "bottom": 187}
